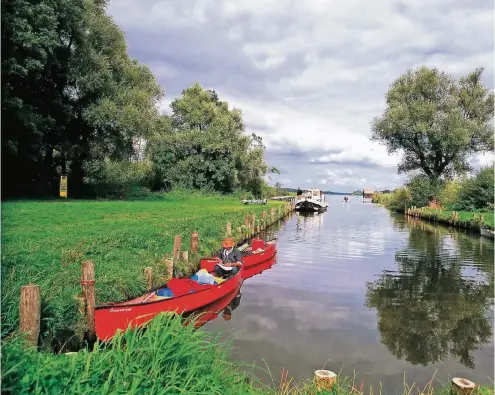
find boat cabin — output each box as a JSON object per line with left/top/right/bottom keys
{"left": 303, "top": 188, "right": 325, "bottom": 202}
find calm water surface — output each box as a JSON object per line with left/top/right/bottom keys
{"left": 204, "top": 195, "right": 494, "bottom": 392}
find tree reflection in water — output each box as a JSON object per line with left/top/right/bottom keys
{"left": 366, "top": 218, "right": 494, "bottom": 369}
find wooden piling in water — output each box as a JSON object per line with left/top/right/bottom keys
{"left": 19, "top": 284, "right": 41, "bottom": 346}
{"left": 173, "top": 234, "right": 181, "bottom": 264}
{"left": 144, "top": 267, "right": 153, "bottom": 291}
{"left": 81, "top": 260, "right": 96, "bottom": 337}
{"left": 190, "top": 231, "right": 198, "bottom": 254}
{"left": 226, "top": 221, "right": 232, "bottom": 236}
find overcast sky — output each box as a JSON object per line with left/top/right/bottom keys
{"left": 108, "top": 0, "right": 494, "bottom": 192}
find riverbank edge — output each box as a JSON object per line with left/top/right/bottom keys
{"left": 400, "top": 207, "right": 494, "bottom": 232}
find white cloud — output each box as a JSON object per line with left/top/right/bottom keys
{"left": 109, "top": 0, "right": 494, "bottom": 191}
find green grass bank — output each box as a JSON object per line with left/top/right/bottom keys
{"left": 1, "top": 191, "right": 288, "bottom": 347}
{"left": 404, "top": 207, "right": 494, "bottom": 230}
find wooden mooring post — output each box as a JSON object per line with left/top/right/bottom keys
{"left": 182, "top": 251, "right": 189, "bottom": 264}
{"left": 81, "top": 260, "right": 96, "bottom": 337}
{"left": 19, "top": 284, "right": 41, "bottom": 346}
{"left": 163, "top": 258, "right": 173, "bottom": 280}
{"left": 173, "top": 234, "right": 181, "bottom": 264}
{"left": 314, "top": 370, "right": 337, "bottom": 392}
{"left": 226, "top": 221, "right": 232, "bottom": 236}
{"left": 190, "top": 231, "right": 198, "bottom": 254}
{"left": 144, "top": 267, "right": 153, "bottom": 291}
{"left": 451, "top": 378, "right": 476, "bottom": 395}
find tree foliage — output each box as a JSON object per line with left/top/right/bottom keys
{"left": 371, "top": 66, "right": 494, "bottom": 180}
{"left": 2, "top": 2, "right": 272, "bottom": 199}
{"left": 149, "top": 83, "right": 270, "bottom": 197}
{"left": 2, "top": 0, "right": 163, "bottom": 198}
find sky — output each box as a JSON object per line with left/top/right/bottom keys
{"left": 108, "top": 0, "right": 494, "bottom": 193}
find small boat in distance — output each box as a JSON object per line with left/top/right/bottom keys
{"left": 295, "top": 188, "right": 328, "bottom": 212}
{"left": 95, "top": 267, "right": 243, "bottom": 341}
{"left": 480, "top": 228, "right": 494, "bottom": 240}
{"left": 200, "top": 238, "right": 277, "bottom": 279}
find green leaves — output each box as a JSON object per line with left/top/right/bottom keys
{"left": 371, "top": 66, "right": 494, "bottom": 180}
{"left": 151, "top": 83, "right": 269, "bottom": 196}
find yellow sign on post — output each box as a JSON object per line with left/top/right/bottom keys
{"left": 60, "top": 175, "right": 68, "bottom": 198}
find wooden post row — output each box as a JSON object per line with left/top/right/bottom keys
{"left": 19, "top": 284, "right": 41, "bottom": 346}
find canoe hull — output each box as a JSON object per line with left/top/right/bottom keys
{"left": 95, "top": 269, "right": 243, "bottom": 341}
{"left": 199, "top": 241, "right": 277, "bottom": 279}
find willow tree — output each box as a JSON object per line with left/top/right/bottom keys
{"left": 371, "top": 66, "right": 494, "bottom": 180}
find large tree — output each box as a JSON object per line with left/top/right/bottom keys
{"left": 1, "top": 0, "right": 163, "bottom": 198}
{"left": 149, "top": 83, "right": 271, "bottom": 196}
{"left": 371, "top": 66, "right": 494, "bottom": 180}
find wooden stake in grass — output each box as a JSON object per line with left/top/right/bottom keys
{"left": 173, "top": 234, "right": 181, "bottom": 264}
{"left": 270, "top": 207, "right": 275, "bottom": 222}
{"left": 244, "top": 215, "right": 250, "bottom": 229}
{"left": 19, "top": 284, "right": 41, "bottom": 346}
{"left": 144, "top": 267, "right": 153, "bottom": 291}
{"left": 81, "top": 260, "right": 96, "bottom": 337}
{"left": 190, "top": 231, "right": 198, "bottom": 254}
{"left": 262, "top": 210, "right": 267, "bottom": 228}
{"left": 163, "top": 258, "right": 173, "bottom": 280}
{"left": 314, "top": 370, "right": 337, "bottom": 392}
{"left": 182, "top": 251, "right": 189, "bottom": 264}
{"left": 451, "top": 378, "right": 476, "bottom": 395}
{"left": 226, "top": 221, "right": 232, "bottom": 236}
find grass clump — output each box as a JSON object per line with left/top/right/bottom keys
{"left": 1, "top": 191, "right": 285, "bottom": 348}
{"left": 1, "top": 313, "right": 264, "bottom": 394}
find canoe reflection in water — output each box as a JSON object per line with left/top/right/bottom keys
{"left": 188, "top": 256, "right": 276, "bottom": 329}
{"left": 222, "top": 292, "right": 242, "bottom": 321}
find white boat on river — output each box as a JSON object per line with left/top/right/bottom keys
{"left": 295, "top": 188, "right": 329, "bottom": 212}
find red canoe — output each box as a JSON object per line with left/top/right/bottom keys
{"left": 94, "top": 267, "right": 243, "bottom": 341}
{"left": 200, "top": 238, "right": 277, "bottom": 279}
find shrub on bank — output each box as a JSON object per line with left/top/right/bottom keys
{"left": 374, "top": 166, "right": 494, "bottom": 214}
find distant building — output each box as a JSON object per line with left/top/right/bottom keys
{"left": 363, "top": 188, "right": 374, "bottom": 199}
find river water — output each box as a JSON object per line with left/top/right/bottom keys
{"left": 203, "top": 195, "right": 494, "bottom": 392}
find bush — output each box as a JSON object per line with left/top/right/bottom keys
{"left": 454, "top": 166, "right": 494, "bottom": 211}
{"left": 407, "top": 175, "right": 443, "bottom": 207}
{"left": 388, "top": 187, "right": 412, "bottom": 210}
{"left": 437, "top": 180, "right": 462, "bottom": 209}
{"left": 83, "top": 159, "right": 153, "bottom": 198}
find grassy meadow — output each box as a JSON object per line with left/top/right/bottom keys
{"left": 1, "top": 191, "right": 286, "bottom": 345}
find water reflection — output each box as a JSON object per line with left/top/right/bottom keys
{"left": 366, "top": 220, "right": 494, "bottom": 369}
